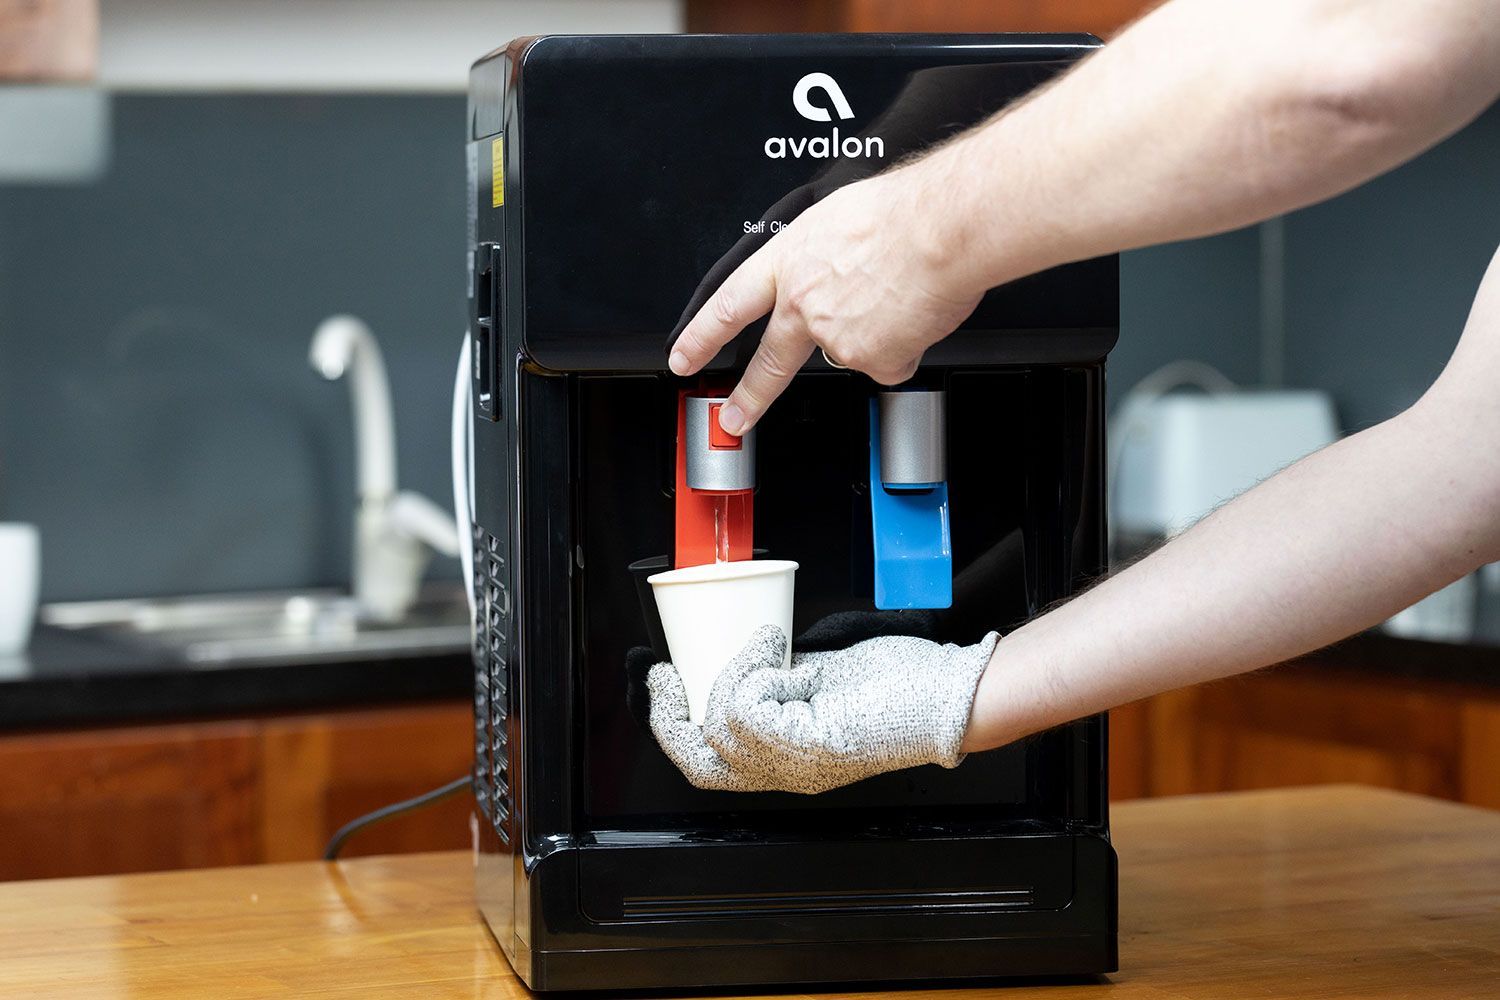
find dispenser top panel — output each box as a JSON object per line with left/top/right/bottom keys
{"left": 470, "top": 34, "right": 1119, "bottom": 372}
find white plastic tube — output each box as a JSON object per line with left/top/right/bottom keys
{"left": 452, "top": 334, "right": 475, "bottom": 625}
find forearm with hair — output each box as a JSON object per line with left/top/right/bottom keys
{"left": 964, "top": 246, "right": 1500, "bottom": 751}
{"left": 900, "top": 0, "right": 1500, "bottom": 296}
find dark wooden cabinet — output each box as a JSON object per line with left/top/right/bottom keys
{"left": 1111, "top": 658, "right": 1500, "bottom": 810}
{"left": 686, "top": 0, "right": 1156, "bottom": 37}
{"left": 0, "top": 701, "right": 472, "bottom": 880}
{"left": 0, "top": 720, "right": 260, "bottom": 880}
{"left": 0, "top": 0, "right": 96, "bottom": 80}
{"left": 258, "top": 703, "right": 473, "bottom": 863}
{"left": 9, "top": 652, "right": 1498, "bottom": 880}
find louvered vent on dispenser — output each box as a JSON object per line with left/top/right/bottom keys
{"left": 480, "top": 529, "right": 513, "bottom": 844}
{"left": 470, "top": 523, "right": 492, "bottom": 824}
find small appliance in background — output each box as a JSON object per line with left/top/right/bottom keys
{"left": 1110, "top": 363, "right": 1340, "bottom": 557}
{"left": 0, "top": 88, "right": 110, "bottom": 184}
{"left": 1108, "top": 365, "right": 1485, "bottom": 642}
{"left": 0, "top": 523, "right": 40, "bottom": 654}
{"left": 465, "top": 34, "right": 1118, "bottom": 992}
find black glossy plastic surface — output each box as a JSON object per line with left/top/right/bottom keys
{"left": 470, "top": 33, "right": 1118, "bottom": 372}
{"left": 468, "top": 32, "right": 1118, "bottom": 992}
{"left": 578, "top": 370, "right": 1102, "bottom": 828}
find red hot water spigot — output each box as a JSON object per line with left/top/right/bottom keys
{"left": 674, "top": 392, "right": 754, "bottom": 568}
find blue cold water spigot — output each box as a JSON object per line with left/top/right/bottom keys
{"left": 868, "top": 390, "right": 952, "bottom": 610}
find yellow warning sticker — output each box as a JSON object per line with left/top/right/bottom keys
{"left": 491, "top": 138, "right": 504, "bottom": 208}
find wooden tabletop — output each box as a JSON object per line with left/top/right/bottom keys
{"left": 4, "top": 785, "right": 1497, "bottom": 999}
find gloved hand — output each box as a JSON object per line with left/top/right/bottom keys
{"left": 646, "top": 624, "right": 999, "bottom": 794}
{"left": 623, "top": 609, "right": 940, "bottom": 735}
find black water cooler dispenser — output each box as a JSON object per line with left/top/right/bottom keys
{"left": 466, "top": 33, "right": 1119, "bottom": 991}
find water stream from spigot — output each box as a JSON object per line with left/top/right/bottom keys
{"left": 713, "top": 495, "right": 731, "bottom": 564}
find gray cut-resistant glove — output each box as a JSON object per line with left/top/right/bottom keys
{"left": 646, "top": 624, "right": 999, "bottom": 794}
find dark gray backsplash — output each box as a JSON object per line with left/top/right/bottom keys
{"left": 0, "top": 94, "right": 1494, "bottom": 602}
{"left": 0, "top": 95, "right": 467, "bottom": 601}
{"left": 1284, "top": 102, "right": 1500, "bottom": 432}
{"left": 1115, "top": 225, "right": 1264, "bottom": 393}
{"left": 1116, "top": 100, "right": 1499, "bottom": 433}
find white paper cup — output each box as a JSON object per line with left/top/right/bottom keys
{"left": 0, "top": 524, "right": 40, "bottom": 654}
{"left": 648, "top": 559, "right": 797, "bottom": 723}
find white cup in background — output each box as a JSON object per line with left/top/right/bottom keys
{"left": 648, "top": 559, "right": 797, "bottom": 724}
{"left": 0, "top": 523, "right": 40, "bottom": 654}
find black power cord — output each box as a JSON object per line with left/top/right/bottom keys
{"left": 323, "top": 775, "right": 472, "bottom": 861}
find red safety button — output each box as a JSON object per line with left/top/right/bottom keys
{"left": 708, "top": 403, "right": 742, "bottom": 450}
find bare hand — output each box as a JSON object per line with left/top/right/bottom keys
{"left": 668, "top": 168, "right": 981, "bottom": 436}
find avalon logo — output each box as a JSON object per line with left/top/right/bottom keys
{"left": 764, "top": 71, "right": 885, "bottom": 160}
{"left": 792, "top": 72, "right": 854, "bottom": 122}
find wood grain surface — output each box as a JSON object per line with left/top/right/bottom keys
{"left": 1108, "top": 660, "right": 1500, "bottom": 808}
{"left": 0, "top": 0, "right": 96, "bottom": 80}
{"left": 2, "top": 786, "right": 1497, "bottom": 998}
{"left": 685, "top": 0, "right": 1153, "bottom": 37}
{"left": 0, "top": 701, "right": 473, "bottom": 879}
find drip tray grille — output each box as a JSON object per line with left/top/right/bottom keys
{"left": 579, "top": 834, "right": 1077, "bottom": 924}
{"left": 621, "top": 886, "right": 1035, "bottom": 920}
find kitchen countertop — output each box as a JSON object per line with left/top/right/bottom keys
{"left": 0, "top": 624, "right": 471, "bottom": 730}
{"left": 2, "top": 785, "right": 1495, "bottom": 998}
{"left": 1300, "top": 628, "right": 1500, "bottom": 690}
{"left": 4, "top": 618, "right": 1498, "bottom": 733}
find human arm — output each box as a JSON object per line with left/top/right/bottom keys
{"left": 648, "top": 248, "right": 1500, "bottom": 792}
{"left": 670, "top": 0, "right": 1500, "bottom": 435}
{"left": 964, "top": 245, "right": 1500, "bottom": 750}
{"left": 644, "top": 247, "right": 1500, "bottom": 791}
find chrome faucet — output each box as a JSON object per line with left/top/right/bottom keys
{"left": 310, "top": 315, "right": 460, "bottom": 621}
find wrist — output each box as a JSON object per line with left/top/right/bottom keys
{"left": 881, "top": 154, "right": 998, "bottom": 306}
{"left": 959, "top": 633, "right": 1043, "bottom": 753}
{"left": 959, "top": 657, "right": 1009, "bottom": 753}
{"left": 899, "top": 113, "right": 1068, "bottom": 299}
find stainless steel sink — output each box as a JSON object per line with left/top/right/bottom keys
{"left": 40, "top": 585, "right": 471, "bottom": 667}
